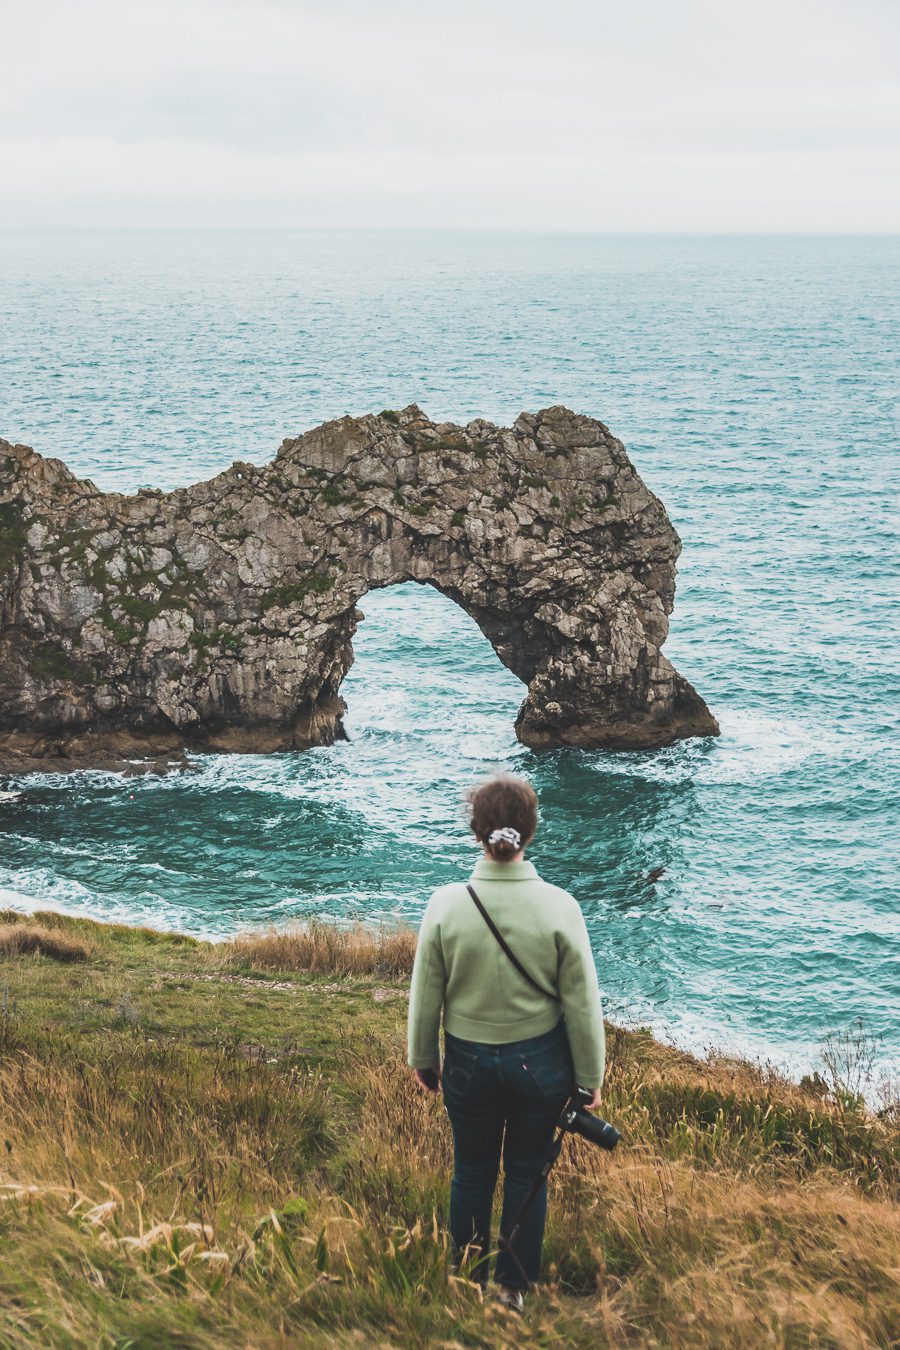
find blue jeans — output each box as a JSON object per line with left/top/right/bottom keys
{"left": 442, "top": 1018, "right": 575, "bottom": 1290}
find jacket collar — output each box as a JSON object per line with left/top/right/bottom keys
{"left": 471, "top": 858, "right": 538, "bottom": 882}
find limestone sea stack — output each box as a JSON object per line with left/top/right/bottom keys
{"left": 0, "top": 406, "right": 718, "bottom": 771}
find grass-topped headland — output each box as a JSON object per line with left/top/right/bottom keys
{"left": 0, "top": 909, "right": 896, "bottom": 1348}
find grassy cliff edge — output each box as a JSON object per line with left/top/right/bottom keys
{"left": 0, "top": 909, "right": 896, "bottom": 1349}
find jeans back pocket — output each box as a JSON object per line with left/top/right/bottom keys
{"left": 442, "top": 1042, "right": 479, "bottom": 1102}
{"left": 520, "top": 1033, "right": 574, "bottom": 1101}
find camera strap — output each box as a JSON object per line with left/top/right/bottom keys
{"left": 465, "top": 884, "right": 558, "bottom": 1001}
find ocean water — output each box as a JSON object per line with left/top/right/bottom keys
{"left": 0, "top": 230, "right": 898, "bottom": 1084}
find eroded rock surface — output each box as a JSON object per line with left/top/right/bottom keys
{"left": 0, "top": 406, "right": 718, "bottom": 771}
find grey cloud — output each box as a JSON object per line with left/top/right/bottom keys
{"left": 1, "top": 0, "right": 898, "bottom": 227}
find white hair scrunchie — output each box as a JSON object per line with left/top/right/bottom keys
{"left": 488, "top": 827, "right": 521, "bottom": 849}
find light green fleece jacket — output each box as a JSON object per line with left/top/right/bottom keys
{"left": 406, "top": 858, "right": 605, "bottom": 1089}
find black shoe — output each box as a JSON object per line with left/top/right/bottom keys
{"left": 497, "top": 1286, "right": 525, "bottom": 1315}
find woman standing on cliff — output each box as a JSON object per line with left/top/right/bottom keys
{"left": 407, "top": 773, "right": 605, "bottom": 1312}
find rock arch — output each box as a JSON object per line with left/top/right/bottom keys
{"left": 0, "top": 406, "right": 718, "bottom": 771}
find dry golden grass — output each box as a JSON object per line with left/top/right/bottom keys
{"left": 214, "top": 919, "right": 418, "bottom": 979}
{"left": 342, "top": 1045, "right": 900, "bottom": 1348}
{"left": 0, "top": 923, "right": 91, "bottom": 963}
{"left": 0, "top": 912, "right": 896, "bottom": 1347}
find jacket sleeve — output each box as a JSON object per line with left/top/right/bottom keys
{"left": 557, "top": 904, "right": 605, "bottom": 1090}
{"left": 407, "top": 895, "right": 446, "bottom": 1069}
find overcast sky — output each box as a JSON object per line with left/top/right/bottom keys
{"left": 1, "top": 0, "right": 898, "bottom": 229}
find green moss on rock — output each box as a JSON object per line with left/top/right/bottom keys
{"left": 261, "top": 574, "right": 333, "bottom": 612}
{"left": 27, "top": 646, "right": 94, "bottom": 685}
{"left": 0, "top": 502, "right": 28, "bottom": 577}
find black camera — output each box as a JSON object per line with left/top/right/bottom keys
{"left": 559, "top": 1088, "right": 620, "bottom": 1150}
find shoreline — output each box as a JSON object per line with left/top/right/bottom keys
{"left": 0, "top": 894, "right": 894, "bottom": 1109}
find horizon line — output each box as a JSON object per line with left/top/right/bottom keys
{"left": 1, "top": 225, "right": 899, "bottom": 237}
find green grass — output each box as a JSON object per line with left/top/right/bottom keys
{"left": 0, "top": 909, "right": 896, "bottom": 1348}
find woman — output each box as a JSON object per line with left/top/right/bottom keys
{"left": 407, "top": 773, "right": 605, "bottom": 1311}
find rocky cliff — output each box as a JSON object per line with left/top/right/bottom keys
{"left": 0, "top": 406, "right": 718, "bottom": 771}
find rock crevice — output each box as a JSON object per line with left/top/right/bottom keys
{"left": 0, "top": 405, "right": 718, "bottom": 770}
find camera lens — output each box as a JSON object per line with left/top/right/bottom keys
{"left": 568, "top": 1109, "right": 621, "bottom": 1150}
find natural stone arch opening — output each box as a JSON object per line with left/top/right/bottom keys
{"left": 0, "top": 405, "right": 718, "bottom": 772}
{"left": 339, "top": 579, "right": 527, "bottom": 743}
{"left": 319, "top": 570, "right": 544, "bottom": 751}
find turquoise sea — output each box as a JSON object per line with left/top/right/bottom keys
{"left": 0, "top": 231, "right": 897, "bottom": 1084}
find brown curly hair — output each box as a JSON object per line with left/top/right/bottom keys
{"left": 466, "top": 774, "right": 539, "bottom": 860}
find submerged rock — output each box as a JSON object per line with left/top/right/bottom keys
{"left": 0, "top": 406, "right": 718, "bottom": 771}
